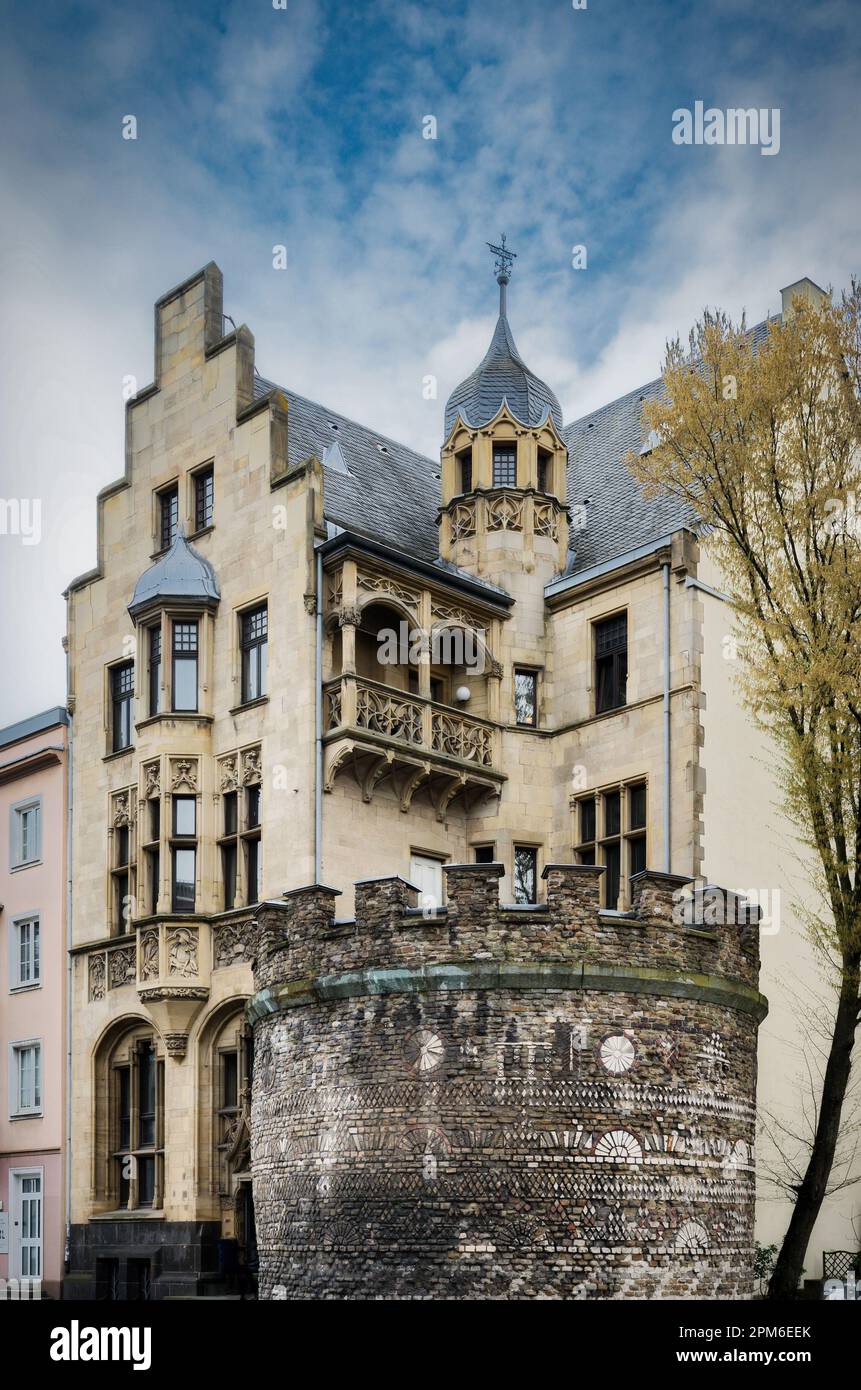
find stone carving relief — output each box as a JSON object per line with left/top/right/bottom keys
{"left": 143, "top": 761, "right": 160, "bottom": 799}
{"left": 89, "top": 953, "right": 106, "bottom": 1002}
{"left": 140, "top": 928, "right": 160, "bottom": 982}
{"left": 214, "top": 921, "right": 252, "bottom": 969}
{"left": 167, "top": 926, "right": 198, "bottom": 978}
{"left": 241, "top": 747, "right": 262, "bottom": 785}
{"left": 219, "top": 754, "right": 239, "bottom": 792}
{"left": 108, "top": 945, "right": 136, "bottom": 989}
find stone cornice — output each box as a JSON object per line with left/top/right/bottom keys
{"left": 247, "top": 960, "right": 768, "bottom": 1025}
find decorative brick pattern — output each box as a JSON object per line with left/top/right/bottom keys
{"left": 248, "top": 864, "right": 766, "bottom": 1300}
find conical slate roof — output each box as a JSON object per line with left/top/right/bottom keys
{"left": 129, "top": 529, "right": 220, "bottom": 618}
{"left": 444, "top": 312, "right": 563, "bottom": 437}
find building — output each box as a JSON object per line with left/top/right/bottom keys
{"left": 62, "top": 257, "right": 856, "bottom": 1298}
{"left": 0, "top": 707, "right": 69, "bottom": 1298}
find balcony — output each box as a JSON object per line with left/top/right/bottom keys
{"left": 323, "top": 675, "right": 504, "bottom": 818}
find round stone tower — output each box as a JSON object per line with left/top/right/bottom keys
{"left": 247, "top": 863, "right": 767, "bottom": 1299}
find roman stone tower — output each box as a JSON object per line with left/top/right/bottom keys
{"left": 248, "top": 863, "right": 767, "bottom": 1299}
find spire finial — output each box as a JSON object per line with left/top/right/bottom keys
{"left": 487, "top": 233, "right": 516, "bottom": 315}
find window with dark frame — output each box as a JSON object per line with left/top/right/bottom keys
{"left": 473, "top": 844, "right": 495, "bottom": 863}
{"left": 111, "top": 662, "right": 134, "bottom": 752}
{"left": 595, "top": 613, "right": 628, "bottom": 713}
{"left": 220, "top": 790, "right": 238, "bottom": 911}
{"left": 537, "top": 449, "right": 552, "bottom": 493}
{"left": 514, "top": 669, "right": 538, "bottom": 726}
{"left": 148, "top": 625, "right": 161, "bottom": 717}
{"left": 218, "top": 782, "right": 261, "bottom": 908}
{"left": 194, "top": 466, "right": 214, "bottom": 531}
{"left": 159, "top": 486, "right": 179, "bottom": 551}
{"left": 170, "top": 794, "right": 196, "bottom": 913}
{"left": 113, "top": 823, "right": 130, "bottom": 932}
{"left": 513, "top": 845, "right": 538, "bottom": 904}
{"left": 114, "top": 1039, "right": 164, "bottom": 1211}
{"left": 492, "top": 442, "right": 517, "bottom": 488}
{"left": 144, "top": 798, "right": 160, "bottom": 916}
{"left": 245, "top": 785, "right": 262, "bottom": 904}
{"left": 457, "top": 448, "right": 473, "bottom": 493}
{"left": 575, "top": 781, "right": 647, "bottom": 909}
{"left": 172, "top": 620, "right": 198, "bottom": 712}
{"left": 240, "top": 605, "right": 268, "bottom": 704}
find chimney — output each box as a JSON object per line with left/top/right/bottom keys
{"left": 780, "top": 277, "right": 828, "bottom": 321}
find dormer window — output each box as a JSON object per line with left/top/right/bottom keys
{"left": 493, "top": 443, "right": 517, "bottom": 487}
{"left": 457, "top": 448, "right": 473, "bottom": 494}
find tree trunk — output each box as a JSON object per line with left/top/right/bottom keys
{"left": 768, "top": 966, "right": 860, "bottom": 1298}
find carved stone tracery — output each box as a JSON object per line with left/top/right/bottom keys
{"left": 171, "top": 758, "right": 198, "bottom": 792}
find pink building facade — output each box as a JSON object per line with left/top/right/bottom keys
{"left": 0, "top": 708, "right": 68, "bottom": 1298}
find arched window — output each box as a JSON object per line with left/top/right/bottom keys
{"left": 94, "top": 1021, "right": 164, "bottom": 1212}
{"left": 196, "top": 1002, "right": 252, "bottom": 1211}
{"left": 215, "top": 1018, "right": 253, "bottom": 1196}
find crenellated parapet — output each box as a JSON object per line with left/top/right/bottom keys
{"left": 247, "top": 862, "right": 767, "bottom": 1300}
{"left": 247, "top": 864, "right": 764, "bottom": 1016}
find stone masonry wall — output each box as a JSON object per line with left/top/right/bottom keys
{"left": 248, "top": 865, "right": 766, "bottom": 1300}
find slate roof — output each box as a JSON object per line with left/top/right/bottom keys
{"left": 129, "top": 529, "right": 220, "bottom": 617}
{"left": 252, "top": 315, "right": 776, "bottom": 585}
{"left": 561, "top": 316, "right": 776, "bottom": 576}
{"left": 562, "top": 373, "right": 689, "bottom": 573}
{"left": 255, "top": 376, "right": 441, "bottom": 560}
{"left": 444, "top": 312, "right": 564, "bottom": 438}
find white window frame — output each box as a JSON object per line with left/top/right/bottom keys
{"left": 8, "top": 1166, "right": 44, "bottom": 1281}
{"left": 9, "top": 1038, "right": 43, "bottom": 1117}
{"left": 9, "top": 913, "right": 41, "bottom": 991}
{"left": 10, "top": 796, "right": 42, "bottom": 869}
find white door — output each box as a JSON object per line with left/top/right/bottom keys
{"left": 12, "top": 1171, "right": 42, "bottom": 1280}
{"left": 410, "top": 854, "right": 445, "bottom": 909}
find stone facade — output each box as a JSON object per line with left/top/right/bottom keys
{"left": 248, "top": 865, "right": 766, "bottom": 1299}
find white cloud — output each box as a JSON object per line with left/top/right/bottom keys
{"left": 0, "top": 0, "right": 859, "bottom": 724}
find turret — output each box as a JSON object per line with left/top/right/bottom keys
{"left": 439, "top": 238, "right": 569, "bottom": 581}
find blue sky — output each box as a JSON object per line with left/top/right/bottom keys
{"left": 1, "top": 0, "right": 860, "bottom": 722}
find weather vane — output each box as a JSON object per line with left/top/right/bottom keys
{"left": 487, "top": 234, "right": 517, "bottom": 314}
{"left": 487, "top": 233, "right": 516, "bottom": 283}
